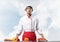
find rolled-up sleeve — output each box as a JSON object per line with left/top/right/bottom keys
{"left": 36, "top": 19, "right": 43, "bottom": 35}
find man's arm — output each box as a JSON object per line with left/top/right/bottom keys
{"left": 36, "top": 19, "right": 44, "bottom": 38}
{"left": 16, "top": 31, "right": 22, "bottom": 37}
{"left": 16, "top": 18, "right": 23, "bottom": 37}
{"left": 37, "top": 29, "right": 44, "bottom": 38}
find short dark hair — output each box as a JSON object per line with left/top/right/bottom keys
{"left": 25, "top": 6, "right": 33, "bottom": 11}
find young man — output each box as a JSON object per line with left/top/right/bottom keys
{"left": 16, "top": 6, "right": 44, "bottom": 42}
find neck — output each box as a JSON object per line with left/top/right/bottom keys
{"left": 27, "top": 14, "right": 32, "bottom": 18}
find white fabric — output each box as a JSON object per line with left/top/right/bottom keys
{"left": 17, "top": 15, "right": 43, "bottom": 35}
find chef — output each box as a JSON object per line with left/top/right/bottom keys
{"left": 16, "top": 6, "right": 44, "bottom": 42}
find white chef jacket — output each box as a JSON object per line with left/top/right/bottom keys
{"left": 17, "top": 15, "right": 43, "bottom": 35}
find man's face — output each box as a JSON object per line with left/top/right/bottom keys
{"left": 26, "top": 7, "right": 33, "bottom": 16}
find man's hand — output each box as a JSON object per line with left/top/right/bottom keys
{"left": 16, "top": 34, "right": 20, "bottom": 38}
{"left": 40, "top": 34, "right": 44, "bottom": 38}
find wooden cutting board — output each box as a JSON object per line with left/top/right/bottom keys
{"left": 4, "top": 37, "right": 20, "bottom": 42}
{"left": 38, "top": 38, "right": 48, "bottom": 42}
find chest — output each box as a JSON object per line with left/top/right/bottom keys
{"left": 22, "top": 18, "right": 36, "bottom": 25}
